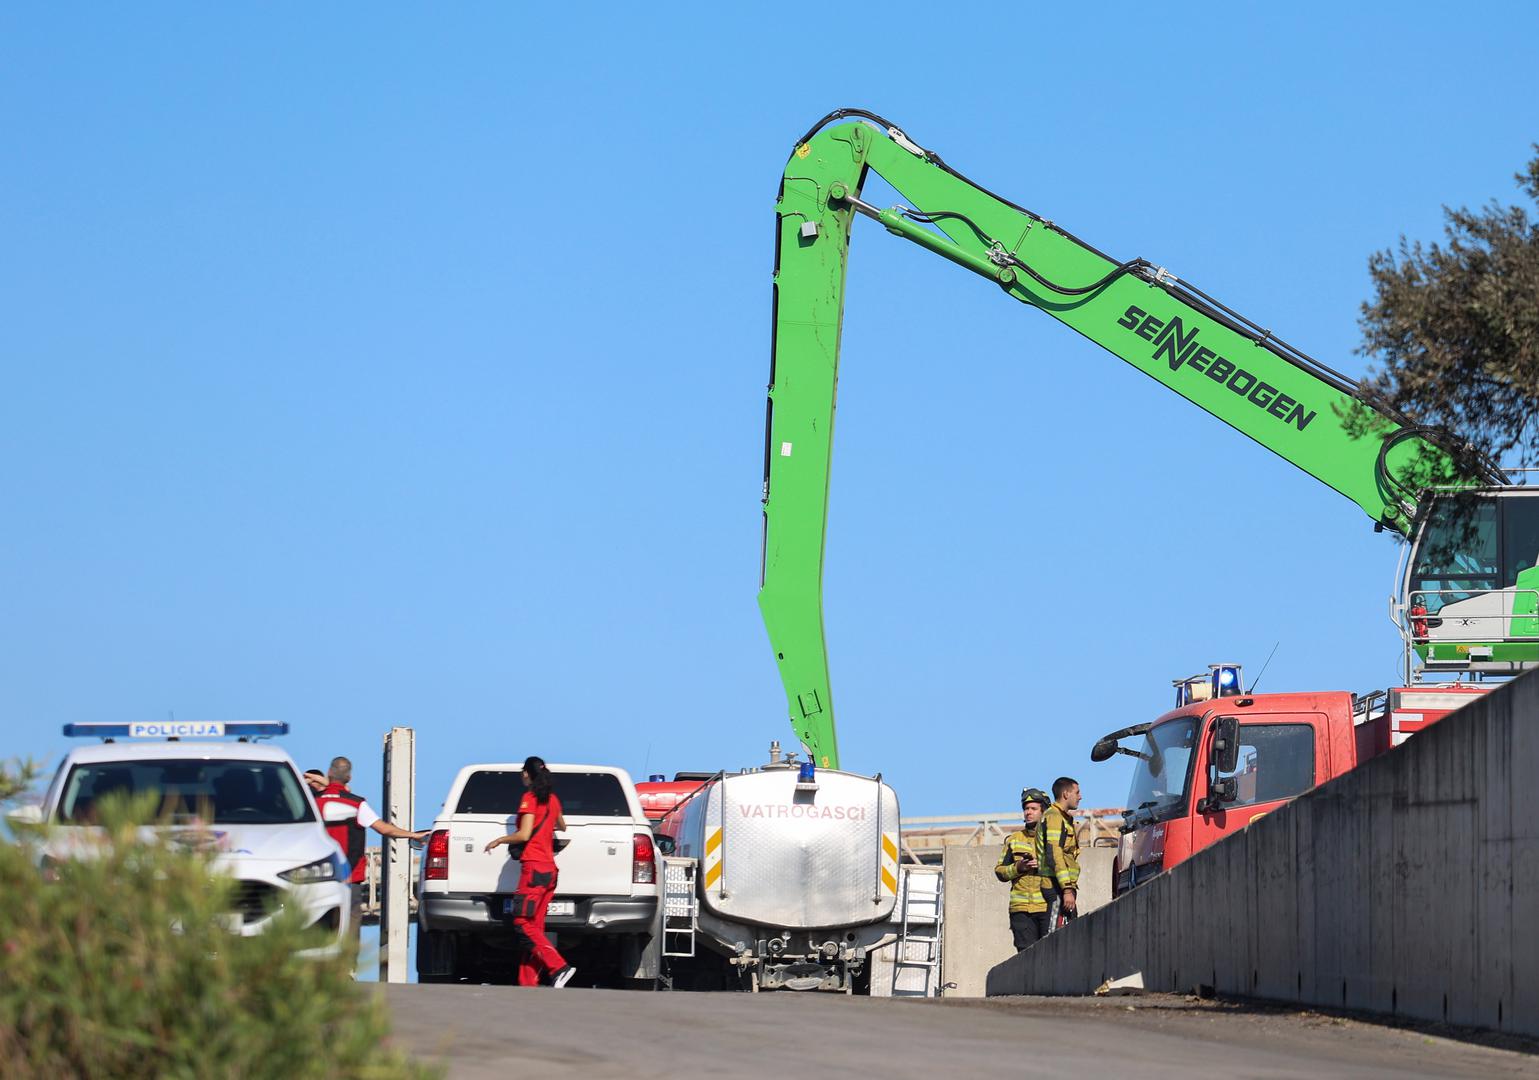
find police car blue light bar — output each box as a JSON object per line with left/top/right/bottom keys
{"left": 62, "top": 721, "right": 291, "bottom": 739}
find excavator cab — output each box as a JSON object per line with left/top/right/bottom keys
{"left": 1399, "top": 486, "right": 1539, "bottom": 674}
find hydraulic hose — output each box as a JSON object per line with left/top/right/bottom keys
{"left": 795, "top": 109, "right": 1512, "bottom": 492}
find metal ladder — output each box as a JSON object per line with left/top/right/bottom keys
{"left": 892, "top": 865, "right": 944, "bottom": 995}
{"left": 662, "top": 856, "right": 698, "bottom": 958}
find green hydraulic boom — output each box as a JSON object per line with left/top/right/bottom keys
{"left": 759, "top": 109, "right": 1519, "bottom": 769}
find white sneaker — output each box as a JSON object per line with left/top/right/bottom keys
{"left": 551, "top": 965, "right": 577, "bottom": 989}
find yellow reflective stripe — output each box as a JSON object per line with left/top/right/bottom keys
{"left": 878, "top": 832, "right": 899, "bottom": 895}
{"left": 705, "top": 828, "right": 722, "bottom": 855}
{"left": 704, "top": 861, "right": 722, "bottom": 888}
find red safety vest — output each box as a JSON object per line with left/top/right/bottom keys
{"left": 316, "top": 783, "right": 367, "bottom": 883}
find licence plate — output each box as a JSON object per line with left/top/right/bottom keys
{"left": 503, "top": 899, "right": 576, "bottom": 917}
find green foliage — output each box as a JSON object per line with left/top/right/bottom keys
{"left": 1358, "top": 146, "right": 1539, "bottom": 466}
{"left": 0, "top": 763, "right": 437, "bottom": 1080}
{"left": 0, "top": 758, "right": 40, "bottom": 803}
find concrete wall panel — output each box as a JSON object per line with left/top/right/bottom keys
{"left": 934, "top": 841, "right": 1118, "bottom": 997}
{"left": 987, "top": 672, "right": 1539, "bottom": 1037}
{"left": 939, "top": 845, "right": 1014, "bottom": 998}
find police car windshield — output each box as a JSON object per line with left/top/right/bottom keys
{"left": 1123, "top": 719, "right": 1198, "bottom": 820}
{"left": 58, "top": 760, "right": 315, "bottom": 825}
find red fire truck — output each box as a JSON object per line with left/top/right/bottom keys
{"left": 633, "top": 772, "right": 711, "bottom": 822}
{"left": 1094, "top": 665, "right": 1492, "bottom": 897}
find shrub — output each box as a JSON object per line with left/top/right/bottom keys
{"left": 0, "top": 760, "right": 438, "bottom": 1079}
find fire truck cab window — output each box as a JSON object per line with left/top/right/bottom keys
{"left": 1217, "top": 724, "right": 1315, "bottom": 807}
{"left": 1123, "top": 719, "right": 1198, "bottom": 822}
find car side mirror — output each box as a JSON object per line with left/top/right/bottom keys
{"left": 1212, "top": 716, "right": 1240, "bottom": 775}
{"left": 1090, "top": 737, "right": 1118, "bottom": 763}
{"left": 6, "top": 804, "right": 43, "bottom": 827}
{"left": 654, "top": 834, "right": 675, "bottom": 856}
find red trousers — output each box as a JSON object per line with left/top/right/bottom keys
{"left": 510, "top": 861, "right": 565, "bottom": 986}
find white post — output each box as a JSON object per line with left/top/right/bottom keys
{"left": 379, "top": 726, "right": 415, "bottom": 983}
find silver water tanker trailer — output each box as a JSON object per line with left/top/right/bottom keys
{"left": 655, "top": 745, "right": 900, "bottom": 991}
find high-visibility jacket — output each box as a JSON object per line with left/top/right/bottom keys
{"left": 1037, "top": 804, "right": 1080, "bottom": 893}
{"left": 994, "top": 828, "right": 1046, "bottom": 914}
{"left": 316, "top": 784, "right": 369, "bottom": 883}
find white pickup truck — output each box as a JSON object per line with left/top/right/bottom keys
{"left": 415, "top": 762, "right": 661, "bottom": 987}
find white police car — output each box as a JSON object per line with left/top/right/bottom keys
{"left": 21, "top": 721, "right": 352, "bottom": 956}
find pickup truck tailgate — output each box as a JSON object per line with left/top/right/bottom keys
{"left": 546, "top": 818, "right": 637, "bottom": 896}
{"left": 438, "top": 816, "right": 637, "bottom": 897}
{"left": 439, "top": 816, "right": 525, "bottom": 895}
{"left": 433, "top": 767, "right": 647, "bottom": 898}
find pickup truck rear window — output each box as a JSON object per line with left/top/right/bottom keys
{"left": 455, "top": 771, "right": 631, "bottom": 818}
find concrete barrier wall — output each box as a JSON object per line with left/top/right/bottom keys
{"left": 937, "top": 843, "right": 1117, "bottom": 997}
{"left": 987, "top": 672, "right": 1539, "bottom": 1037}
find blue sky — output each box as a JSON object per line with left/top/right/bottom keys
{"left": 4, "top": 4, "right": 1537, "bottom": 834}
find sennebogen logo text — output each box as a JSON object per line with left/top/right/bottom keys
{"left": 1117, "top": 305, "right": 1316, "bottom": 432}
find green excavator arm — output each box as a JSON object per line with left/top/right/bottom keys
{"left": 759, "top": 111, "right": 1503, "bottom": 769}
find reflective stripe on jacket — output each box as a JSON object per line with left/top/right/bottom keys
{"left": 1037, "top": 804, "right": 1080, "bottom": 892}
{"left": 994, "top": 829, "right": 1047, "bottom": 913}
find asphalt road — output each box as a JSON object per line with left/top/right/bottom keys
{"left": 382, "top": 986, "right": 1539, "bottom": 1079}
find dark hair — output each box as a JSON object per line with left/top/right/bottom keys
{"left": 523, "top": 755, "right": 554, "bottom": 804}
{"left": 1052, "top": 776, "right": 1079, "bottom": 800}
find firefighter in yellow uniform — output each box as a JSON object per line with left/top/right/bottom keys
{"left": 1038, "top": 776, "right": 1082, "bottom": 930}
{"left": 995, "top": 787, "right": 1051, "bottom": 950}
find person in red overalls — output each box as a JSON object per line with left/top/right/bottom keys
{"left": 484, "top": 755, "right": 575, "bottom": 988}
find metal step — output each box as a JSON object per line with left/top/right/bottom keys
{"left": 662, "top": 856, "right": 698, "bottom": 958}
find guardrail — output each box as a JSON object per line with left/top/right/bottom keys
{"left": 1391, "top": 587, "right": 1539, "bottom": 642}
{"left": 898, "top": 809, "right": 1124, "bottom": 864}
{"left": 1389, "top": 586, "right": 1539, "bottom": 679}
{"left": 357, "top": 848, "right": 418, "bottom": 925}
